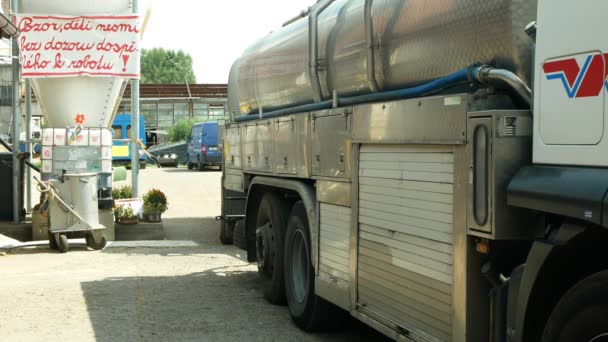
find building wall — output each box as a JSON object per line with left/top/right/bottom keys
{"left": 119, "top": 98, "right": 228, "bottom": 130}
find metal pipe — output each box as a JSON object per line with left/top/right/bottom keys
{"left": 130, "top": 0, "right": 140, "bottom": 198}
{"left": 308, "top": 0, "right": 335, "bottom": 102}
{"left": 25, "top": 79, "right": 31, "bottom": 212}
{"left": 282, "top": 8, "right": 311, "bottom": 27}
{"left": 472, "top": 65, "right": 532, "bottom": 106}
{"left": 236, "top": 66, "right": 473, "bottom": 122}
{"left": 235, "top": 64, "right": 532, "bottom": 123}
{"left": 364, "top": 0, "right": 379, "bottom": 93}
{"left": 0, "top": 137, "right": 41, "bottom": 173}
{"left": 10, "top": 0, "right": 20, "bottom": 223}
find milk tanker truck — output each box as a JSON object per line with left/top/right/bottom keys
{"left": 219, "top": 0, "right": 608, "bottom": 341}
{"left": 15, "top": 0, "right": 139, "bottom": 252}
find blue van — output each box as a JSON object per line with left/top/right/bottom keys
{"left": 112, "top": 113, "right": 147, "bottom": 168}
{"left": 188, "top": 121, "right": 222, "bottom": 170}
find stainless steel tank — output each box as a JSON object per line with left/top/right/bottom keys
{"left": 229, "top": 0, "right": 537, "bottom": 116}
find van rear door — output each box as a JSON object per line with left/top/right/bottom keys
{"left": 202, "top": 123, "right": 221, "bottom": 162}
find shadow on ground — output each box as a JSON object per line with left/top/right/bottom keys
{"left": 81, "top": 268, "right": 389, "bottom": 342}
{"left": 162, "top": 217, "right": 221, "bottom": 243}
{"left": 160, "top": 168, "right": 221, "bottom": 174}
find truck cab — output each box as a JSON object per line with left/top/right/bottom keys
{"left": 188, "top": 121, "right": 223, "bottom": 171}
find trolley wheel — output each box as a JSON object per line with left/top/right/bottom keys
{"left": 55, "top": 234, "right": 69, "bottom": 253}
{"left": 86, "top": 232, "right": 108, "bottom": 250}
{"left": 48, "top": 231, "right": 58, "bottom": 250}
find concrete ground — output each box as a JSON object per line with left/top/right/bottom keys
{"left": 0, "top": 166, "right": 387, "bottom": 342}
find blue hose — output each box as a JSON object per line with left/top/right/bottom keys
{"left": 235, "top": 66, "right": 477, "bottom": 123}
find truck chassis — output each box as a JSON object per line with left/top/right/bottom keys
{"left": 220, "top": 91, "right": 608, "bottom": 341}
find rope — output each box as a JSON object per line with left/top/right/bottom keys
{"left": 36, "top": 180, "right": 58, "bottom": 215}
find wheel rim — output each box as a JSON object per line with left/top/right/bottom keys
{"left": 590, "top": 333, "right": 608, "bottom": 342}
{"left": 290, "top": 229, "right": 309, "bottom": 304}
{"left": 256, "top": 223, "right": 272, "bottom": 274}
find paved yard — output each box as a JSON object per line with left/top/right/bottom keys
{"left": 0, "top": 167, "right": 386, "bottom": 342}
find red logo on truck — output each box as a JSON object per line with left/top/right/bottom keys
{"left": 543, "top": 54, "right": 608, "bottom": 98}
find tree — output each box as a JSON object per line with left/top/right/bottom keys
{"left": 140, "top": 48, "right": 197, "bottom": 84}
{"left": 168, "top": 118, "right": 200, "bottom": 142}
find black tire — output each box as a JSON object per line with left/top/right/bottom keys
{"left": 139, "top": 161, "right": 147, "bottom": 170}
{"left": 187, "top": 162, "right": 194, "bottom": 170}
{"left": 541, "top": 270, "right": 608, "bottom": 342}
{"left": 197, "top": 158, "right": 204, "bottom": 171}
{"left": 233, "top": 220, "right": 247, "bottom": 250}
{"left": 56, "top": 234, "right": 69, "bottom": 253}
{"left": 220, "top": 220, "right": 234, "bottom": 245}
{"left": 284, "top": 201, "right": 348, "bottom": 331}
{"left": 86, "top": 232, "right": 108, "bottom": 250}
{"left": 48, "top": 231, "right": 58, "bottom": 250}
{"left": 256, "top": 192, "right": 289, "bottom": 304}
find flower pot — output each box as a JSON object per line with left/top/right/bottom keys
{"left": 118, "top": 217, "right": 138, "bottom": 225}
{"left": 146, "top": 212, "right": 162, "bottom": 222}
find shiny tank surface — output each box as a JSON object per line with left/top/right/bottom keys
{"left": 17, "top": 0, "right": 133, "bottom": 128}
{"left": 229, "top": 0, "right": 537, "bottom": 116}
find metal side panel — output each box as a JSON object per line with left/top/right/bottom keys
{"left": 242, "top": 123, "right": 257, "bottom": 171}
{"left": 357, "top": 144, "right": 455, "bottom": 342}
{"left": 224, "top": 125, "right": 242, "bottom": 169}
{"left": 317, "top": 202, "right": 352, "bottom": 310}
{"left": 311, "top": 110, "right": 352, "bottom": 178}
{"left": 243, "top": 120, "right": 274, "bottom": 173}
{"left": 274, "top": 116, "right": 297, "bottom": 175}
{"left": 353, "top": 95, "right": 467, "bottom": 145}
{"left": 295, "top": 113, "right": 311, "bottom": 178}
{"left": 256, "top": 121, "right": 274, "bottom": 173}
{"left": 224, "top": 168, "right": 244, "bottom": 192}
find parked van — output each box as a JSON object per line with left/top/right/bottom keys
{"left": 188, "top": 121, "right": 223, "bottom": 170}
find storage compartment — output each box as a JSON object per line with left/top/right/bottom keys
{"left": 274, "top": 117, "right": 297, "bottom": 175}
{"left": 357, "top": 144, "right": 454, "bottom": 341}
{"left": 311, "top": 110, "right": 351, "bottom": 178}
{"left": 467, "top": 110, "right": 533, "bottom": 239}
{"left": 224, "top": 125, "right": 241, "bottom": 169}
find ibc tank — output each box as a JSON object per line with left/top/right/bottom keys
{"left": 229, "top": 0, "right": 537, "bottom": 116}
{"left": 17, "top": 0, "right": 133, "bottom": 128}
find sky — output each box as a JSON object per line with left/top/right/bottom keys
{"left": 141, "top": 0, "right": 314, "bottom": 84}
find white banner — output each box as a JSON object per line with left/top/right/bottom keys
{"left": 15, "top": 15, "right": 140, "bottom": 78}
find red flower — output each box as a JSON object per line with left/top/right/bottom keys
{"left": 75, "top": 113, "right": 85, "bottom": 125}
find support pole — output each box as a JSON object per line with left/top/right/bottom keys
{"left": 25, "top": 80, "right": 31, "bottom": 212}
{"left": 10, "top": 0, "right": 21, "bottom": 223}
{"left": 130, "top": 0, "right": 140, "bottom": 198}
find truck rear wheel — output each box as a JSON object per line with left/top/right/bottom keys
{"left": 284, "top": 201, "right": 347, "bottom": 331}
{"left": 541, "top": 270, "right": 608, "bottom": 342}
{"left": 256, "top": 192, "right": 288, "bottom": 304}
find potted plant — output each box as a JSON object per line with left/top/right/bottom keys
{"left": 142, "top": 189, "right": 168, "bottom": 222}
{"left": 114, "top": 205, "right": 138, "bottom": 225}
{"left": 112, "top": 185, "right": 133, "bottom": 200}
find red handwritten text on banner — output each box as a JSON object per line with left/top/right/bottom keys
{"left": 16, "top": 15, "right": 140, "bottom": 78}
